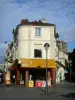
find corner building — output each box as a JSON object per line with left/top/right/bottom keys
{"left": 13, "top": 19, "right": 57, "bottom": 87}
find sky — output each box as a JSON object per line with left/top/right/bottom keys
{"left": 0, "top": 0, "right": 75, "bottom": 57}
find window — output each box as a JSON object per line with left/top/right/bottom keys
{"left": 35, "top": 28, "right": 41, "bottom": 36}
{"left": 34, "top": 49, "right": 42, "bottom": 57}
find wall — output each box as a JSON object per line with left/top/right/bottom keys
{"left": 56, "top": 67, "right": 65, "bottom": 83}
{"left": 17, "top": 25, "right": 56, "bottom": 59}
{"left": 58, "top": 51, "right": 68, "bottom": 66}
{"left": 55, "top": 44, "right": 68, "bottom": 66}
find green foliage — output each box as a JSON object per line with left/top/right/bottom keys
{"left": 68, "top": 49, "right": 75, "bottom": 72}
{"left": 68, "top": 52, "right": 72, "bottom": 61}
{"left": 13, "top": 59, "right": 18, "bottom": 67}
{"left": 65, "top": 59, "right": 68, "bottom": 67}
{"left": 54, "top": 32, "right": 59, "bottom": 38}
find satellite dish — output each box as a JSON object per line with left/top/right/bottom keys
{"left": 41, "top": 18, "right": 47, "bottom": 23}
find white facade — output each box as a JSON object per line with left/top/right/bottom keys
{"left": 12, "top": 19, "right": 69, "bottom": 84}
{"left": 55, "top": 40, "right": 68, "bottom": 83}
{"left": 59, "top": 51, "right": 68, "bottom": 66}
{"left": 55, "top": 41, "right": 68, "bottom": 66}
{"left": 16, "top": 25, "right": 56, "bottom": 60}
{"left": 56, "top": 67, "right": 65, "bottom": 83}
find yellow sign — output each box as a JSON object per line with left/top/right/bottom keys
{"left": 5, "top": 72, "right": 10, "bottom": 85}
{"left": 21, "top": 58, "right": 56, "bottom": 68}
{"left": 28, "top": 80, "right": 34, "bottom": 87}
{"left": 21, "top": 59, "right": 32, "bottom": 67}
{"left": 6, "top": 80, "right": 10, "bottom": 84}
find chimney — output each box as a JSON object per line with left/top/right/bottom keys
{"left": 21, "top": 19, "right": 29, "bottom": 24}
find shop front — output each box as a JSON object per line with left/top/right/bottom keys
{"left": 15, "top": 58, "right": 56, "bottom": 87}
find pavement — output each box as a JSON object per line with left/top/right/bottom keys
{"left": 0, "top": 82, "right": 75, "bottom": 100}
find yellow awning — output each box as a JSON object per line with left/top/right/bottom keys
{"left": 20, "top": 59, "right": 56, "bottom": 68}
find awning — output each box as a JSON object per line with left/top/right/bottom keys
{"left": 64, "top": 70, "right": 68, "bottom": 73}
{"left": 20, "top": 59, "right": 56, "bottom": 68}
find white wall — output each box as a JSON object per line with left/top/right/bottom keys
{"left": 56, "top": 67, "right": 65, "bottom": 83}
{"left": 55, "top": 44, "right": 68, "bottom": 66}
{"left": 17, "top": 25, "right": 56, "bottom": 59}
{"left": 59, "top": 51, "right": 64, "bottom": 58}
{"left": 64, "top": 53, "right": 68, "bottom": 61}
{"left": 58, "top": 51, "right": 68, "bottom": 66}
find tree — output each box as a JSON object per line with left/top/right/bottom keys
{"left": 68, "top": 49, "right": 75, "bottom": 73}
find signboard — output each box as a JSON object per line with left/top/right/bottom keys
{"left": 5, "top": 72, "right": 10, "bottom": 85}
{"left": 21, "top": 59, "right": 32, "bottom": 67}
{"left": 20, "top": 58, "right": 56, "bottom": 68}
{"left": 36, "top": 81, "right": 46, "bottom": 87}
{"left": 28, "top": 80, "right": 34, "bottom": 87}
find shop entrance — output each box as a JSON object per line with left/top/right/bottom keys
{"left": 29, "top": 68, "right": 46, "bottom": 84}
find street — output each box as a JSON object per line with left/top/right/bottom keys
{"left": 0, "top": 82, "right": 75, "bottom": 100}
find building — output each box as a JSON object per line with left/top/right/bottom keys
{"left": 9, "top": 19, "right": 59, "bottom": 86}
{"left": 0, "top": 64, "right": 4, "bottom": 71}
{"left": 4, "top": 42, "right": 16, "bottom": 72}
{"left": 56, "top": 40, "right": 68, "bottom": 65}
{"left": 5, "top": 19, "right": 69, "bottom": 86}
{"left": 55, "top": 40, "right": 68, "bottom": 83}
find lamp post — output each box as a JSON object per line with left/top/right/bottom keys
{"left": 44, "top": 43, "right": 50, "bottom": 94}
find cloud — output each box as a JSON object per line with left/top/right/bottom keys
{"left": 0, "top": 0, "right": 75, "bottom": 52}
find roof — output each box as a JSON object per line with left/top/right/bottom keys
{"left": 13, "top": 19, "right": 56, "bottom": 35}
{"left": 19, "top": 19, "right": 55, "bottom": 26}
{"left": 15, "top": 19, "right": 55, "bottom": 30}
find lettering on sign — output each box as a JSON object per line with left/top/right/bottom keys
{"left": 21, "top": 59, "right": 32, "bottom": 67}
{"left": 38, "top": 82, "right": 41, "bottom": 87}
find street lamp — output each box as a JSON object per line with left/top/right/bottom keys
{"left": 44, "top": 43, "right": 50, "bottom": 94}
{"left": 69, "top": 59, "right": 72, "bottom": 84}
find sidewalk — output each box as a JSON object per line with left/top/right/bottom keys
{"left": 56, "top": 81, "right": 75, "bottom": 88}
{"left": 0, "top": 81, "right": 75, "bottom": 89}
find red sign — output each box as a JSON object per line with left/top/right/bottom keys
{"left": 36, "top": 81, "right": 46, "bottom": 87}
{"left": 36, "top": 81, "right": 42, "bottom": 87}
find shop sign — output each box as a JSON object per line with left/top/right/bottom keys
{"left": 21, "top": 59, "right": 32, "bottom": 67}
{"left": 36, "top": 81, "right": 46, "bottom": 87}
{"left": 28, "top": 80, "right": 34, "bottom": 87}
{"left": 42, "top": 81, "right": 46, "bottom": 87}
{"left": 5, "top": 72, "right": 10, "bottom": 85}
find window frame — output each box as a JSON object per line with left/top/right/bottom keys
{"left": 34, "top": 49, "right": 42, "bottom": 58}
{"left": 35, "top": 27, "right": 41, "bottom": 36}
